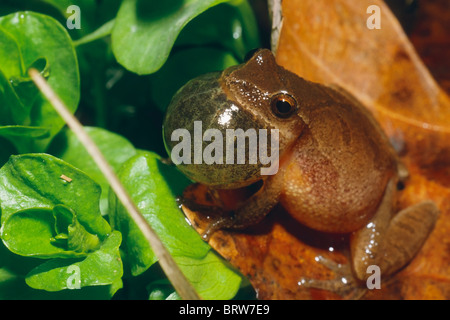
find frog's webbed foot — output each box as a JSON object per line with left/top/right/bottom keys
{"left": 181, "top": 175, "right": 283, "bottom": 241}
{"left": 298, "top": 255, "right": 367, "bottom": 300}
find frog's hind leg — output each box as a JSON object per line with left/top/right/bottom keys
{"left": 377, "top": 200, "right": 439, "bottom": 276}
{"left": 351, "top": 180, "right": 439, "bottom": 281}
{"left": 299, "top": 179, "right": 439, "bottom": 299}
{"left": 297, "top": 178, "right": 398, "bottom": 299}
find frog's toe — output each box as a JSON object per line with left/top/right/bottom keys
{"left": 298, "top": 255, "right": 367, "bottom": 300}
{"left": 179, "top": 194, "right": 238, "bottom": 240}
{"left": 201, "top": 212, "right": 237, "bottom": 241}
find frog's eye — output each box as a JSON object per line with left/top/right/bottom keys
{"left": 270, "top": 93, "right": 297, "bottom": 119}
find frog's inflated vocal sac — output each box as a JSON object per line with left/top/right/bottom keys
{"left": 163, "top": 49, "right": 439, "bottom": 288}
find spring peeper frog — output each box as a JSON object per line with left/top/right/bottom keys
{"left": 163, "top": 49, "right": 439, "bottom": 295}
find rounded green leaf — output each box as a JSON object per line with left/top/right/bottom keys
{"left": 109, "top": 151, "right": 210, "bottom": 275}
{"left": 175, "top": 251, "right": 242, "bottom": 300}
{"left": 0, "top": 208, "right": 86, "bottom": 258}
{"left": 0, "top": 204, "right": 102, "bottom": 259}
{"left": 109, "top": 151, "right": 242, "bottom": 299}
{"left": 25, "top": 231, "right": 123, "bottom": 292}
{"left": 49, "top": 127, "right": 137, "bottom": 215}
{"left": 0, "top": 154, "right": 110, "bottom": 238}
{"left": 175, "top": 1, "right": 260, "bottom": 60}
{"left": 0, "top": 11, "right": 80, "bottom": 151}
{"left": 111, "top": 0, "right": 230, "bottom": 74}
{"left": 150, "top": 47, "right": 239, "bottom": 112}
{"left": 0, "top": 125, "right": 49, "bottom": 154}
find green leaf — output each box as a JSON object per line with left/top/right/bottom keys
{"left": 54, "top": 205, "right": 101, "bottom": 253}
{"left": 147, "top": 279, "right": 179, "bottom": 300}
{"left": 109, "top": 151, "right": 242, "bottom": 299}
{"left": 25, "top": 231, "right": 123, "bottom": 292}
{"left": 49, "top": 126, "right": 137, "bottom": 215}
{"left": 1, "top": 208, "right": 77, "bottom": 258}
{"left": 0, "top": 125, "right": 49, "bottom": 138}
{"left": 176, "top": 251, "right": 241, "bottom": 300}
{"left": 0, "top": 137, "right": 16, "bottom": 168}
{"left": 145, "top": 0, "right": 261, "bottom": 111}
{"left": 111, "top": 0, "right": 231, "bottom": 74}
{"left": 150, "top": 47, "right": 239, "bottom": 112}
{"left": 1, "top": 204, "right": 100, "bottom": 259}
{"left": 37, "top": 0, "right": 121, "bottom": 37}
{"left": 147, "top": 253, "right": 243, "bottom": 300}
{"left": 0, "top": 67, "right": 30, "bottom": 127}
{"left": 0, "top": 239, "right": 43, "bottom": 299}
{"left": 0, "top": 12, "right": 80, "bottom": 151}
{"left": 0, "top": 154, "right": 110, "bottom": 238}
{"left": 110, "top": 151, "right": 209, "bottom": 275}
{"left": 175, "top": 1, "right": 260, "bottom": 60}
{"left": 0, "top": 27, "right": 22, "bottom": 82}
{"left": 0, "top": 153, "right": 122, "bottom": 296}
{"left": 74, "top": 19, "right": 116, "bottom": 46}
{"left": 0, "top": 125, "right": 49, "bottom": 153}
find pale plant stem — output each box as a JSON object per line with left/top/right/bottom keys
{"left": 29, "top": 68, "right": 200, "bottom": 300}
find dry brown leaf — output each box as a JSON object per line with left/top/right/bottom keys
{"left": 409, "top": 0, "right": 450, "bottom": 95}
{"left": 183, "top": 184, "right": 348, "bottom": 300}
{"left": 275, "top": 0, "right": 450, "bottom": 299}
{"left": 183, "top": 0, "right": 450, "bottom": 299}
{"left": 276, "top": 0, "right": 450, "bottom": 170}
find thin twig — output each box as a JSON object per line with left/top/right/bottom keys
{"left": 268, "top": 0, "right": 283, "bottom": 54}
{"left": 29, "top": 68, "right": 200, "bottom": 300}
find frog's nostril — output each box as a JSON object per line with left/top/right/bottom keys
{"left": 396, "top": 181, "right": 405, "bottom": 191}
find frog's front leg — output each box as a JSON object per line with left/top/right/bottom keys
{"left": 184, "top": 171, "right": 284, "bottom": 241}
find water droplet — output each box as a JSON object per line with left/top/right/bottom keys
{"left": 232, "top": 25, "right": 242, "bottom": 40}
{"left": 297, "top": 278, "right": 306, "bottom": 286}
{"left": 2, "top": 232, "right": 10, "bottom": 241}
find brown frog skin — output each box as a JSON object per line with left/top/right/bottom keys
{"left": 163, "top": 49, "right": 439, "bottom": 293}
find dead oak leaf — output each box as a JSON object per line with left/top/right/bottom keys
{"left": 183, "top": 0, "right": 450, "bottom": 299}
{"left": 274, "top": 0, "right": 450, "bottom": 299}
